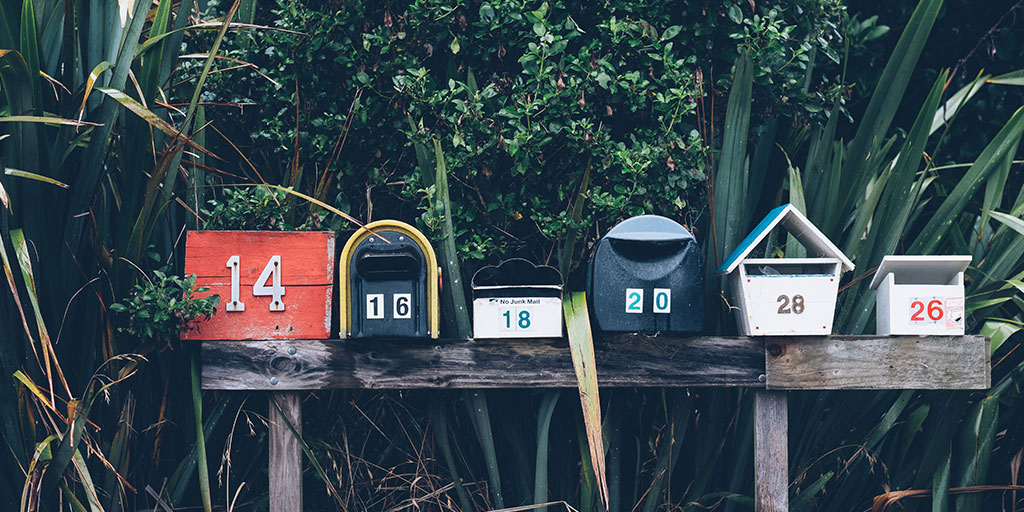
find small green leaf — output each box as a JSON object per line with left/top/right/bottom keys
{"left": 661, "top": 25, "right": 682, "bottom": 41}
{"left": 450, "top": 37, "right": 460, "bottom": 55}
{"left": 728, "top": 4, "right": 743, "bottom": 24}
{"left": 478, "top": 3, "right": 495, "bottom": 23}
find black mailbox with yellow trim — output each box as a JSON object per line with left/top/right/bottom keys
{"left": 586, "top": 214, "right": 703, "bottom": 334}
{"left": 339, "top": 220, "right": 440, "bottom": 339}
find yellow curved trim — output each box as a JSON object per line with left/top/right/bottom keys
{"left": 338, "top": 220, "right": 440, "bottom": 339}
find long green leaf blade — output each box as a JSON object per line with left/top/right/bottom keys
{"left": 4, "top": 168, "right": 69, "bottom": 188}
{"left": 910, "top": 106, "right": 1024, "bottom": 254}
{"left": 988, "top": 210, "right": 1024, "bottom": 237}
{"left": 564, "top": 291, "right": 609, "bottom": 510}
{"left": 842, "top": 0, "right": 943, "bottom": 193}
{"left": 712, "top": 51, "right": 753, "bottom": 264}
{"left": 432, "top": 139, "right": 471, "bottom": 338}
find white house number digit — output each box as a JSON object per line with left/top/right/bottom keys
{"left": 225, "top": 255, "right": 286, "bottom": 312}
{"left": 253, "top": 255, "right": 285, "bottom": 311}
{"left": 225, "top": 256, "right": 245, "bottom": 312}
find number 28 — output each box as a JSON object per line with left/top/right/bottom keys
{"left": 776, "top": 294, "right": 805, "bottom": 314}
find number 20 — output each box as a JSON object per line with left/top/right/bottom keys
{"left": 226, "top": 255, "right": 285, "bottom": 312}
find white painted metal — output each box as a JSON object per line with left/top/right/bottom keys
{"left": 253, "top": 255, "right": 286, "bottom": 311}
{"left": 871, "top": 256, "right": 969, "bottom": 335}
{"left": 472, "top": 297, "right": 563, "bottom": 338}
{"left": 225, "top": 255, "right": 245, "bottom": 312}
{"left": 730, "top": 259, "right": 842, "bottom": 336}
{"left": 868, "top": 255, "right": 971, "bottom": 289}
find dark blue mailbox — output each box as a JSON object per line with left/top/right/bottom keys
{"left": 586, "top": 215, "right": 703, "bottom": 334}
{"left": 338, "top": 220, "right": 440, "bottom": 339}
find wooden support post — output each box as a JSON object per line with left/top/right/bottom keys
{"left": 269, "top": 391, "right": 303, "bottom": 512}
{"left": 754, "top": 389, "right": 788, "bottom": 512}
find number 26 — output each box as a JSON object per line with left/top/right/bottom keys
{"left": 910, "top": 299, "right": 943, "bottom": 321}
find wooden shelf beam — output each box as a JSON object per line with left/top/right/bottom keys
{"left": 200, "top": 334, "right": 988, "bottom": 391}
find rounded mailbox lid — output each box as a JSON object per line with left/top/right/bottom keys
{"left": 604, "top": 215, "right": 695, "bottom": 244}
{"left": 471, "top": 258, "right": 563, "bottom": 289}
{"left": 586, "top": 214, "right": 704, "bottom": 334}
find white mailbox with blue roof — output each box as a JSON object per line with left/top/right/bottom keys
{"left": 716, "top": 204, "right": 854, "bottom": 336}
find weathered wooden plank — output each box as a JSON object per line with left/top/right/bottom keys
{"left": 269, "top": 392, "right": 303, "bottom": 512}
{"left": 765, "top": 335, "right": 989, "bottom": 390}
{"left": 183, "top": 230, "right": 335, "bottom": 341}
{"left": 200, "top": 335, "right": 766, "bottom": 390}
{"left": 754, "top": 390, "right": 788, "bottom": 512}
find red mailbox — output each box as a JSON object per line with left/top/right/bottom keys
{"left": 181, "top": 231, "right": 336, "bottom": 340}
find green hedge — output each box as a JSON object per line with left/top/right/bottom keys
{"left": 202, "top": 0, "right": 844, "bottom": 270}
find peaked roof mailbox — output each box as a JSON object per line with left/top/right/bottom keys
{"left": 586, "top": 215, "right": 704, "bottom": 334}
{"left": 339, "top": 220, "right": 440, "bottom": 339}
{"left": 869, "top": 255, "right": 970, "bottom": 335}
{"left": 471, "top": 259, "right": 563, "bottom": 339}
{"left": 717, "top": 204, "right": 854, "bottom": 336}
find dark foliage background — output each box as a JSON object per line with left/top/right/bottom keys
{"left": 2, "top": 0, "right": 1024, "bottom": 511}
{"left": 198, "top": 0, "right": 846, "bottom": 278}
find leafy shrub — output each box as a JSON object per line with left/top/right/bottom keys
{"left": 202, "top": 0, "right": 845, "bottom": 269}
{"left": 110, "top": 271, "right": 220, "bottom": 345}
{"left": 201, "top": 186, "right": 295, "bottom": 230}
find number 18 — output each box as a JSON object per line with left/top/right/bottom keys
{"left": 502, "top": 310, "right": 531, "bottom": 329}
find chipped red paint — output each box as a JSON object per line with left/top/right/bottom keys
{"left": 181, "top": 231, "right": 336, "bottom": 340}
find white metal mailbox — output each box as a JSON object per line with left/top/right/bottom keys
{"left": 471, "top": 259, "right": 563, "bottom": 339}
{"left": 869, "top": 255, "right": 970, "bottom": 335}
{"left": 716, "top": 204, "right": 854, "bottom": 336}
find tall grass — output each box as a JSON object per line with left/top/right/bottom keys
{"left": 704, "top": 1, "right": 1024, "bottom": 510}
{"left": 2, "top": 0, "right": 1023, "bottom": 510}
{"left": 1, "top": 0, "right": 258, "bottom": 508}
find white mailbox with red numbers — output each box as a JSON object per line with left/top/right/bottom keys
{"left": 717, "top": 204, "right": 855, "bottom": 336}
{"left": 869, "top": 255, "right": 970, "bottom": 336}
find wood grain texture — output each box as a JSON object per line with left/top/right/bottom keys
{"left": 764, "top": 335, "right": 989, "bottom": 390}
{"left": 269, "top": 392, "right": 303, "bottom": 512}
{"left": 200, "top": 335, "right": 766, "bottom": 390}
{"left": 754, "top": 390, "right": 788, "bottom": 512}
{"left": 182, "top": 231, "right": 335, "bottom": 340}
